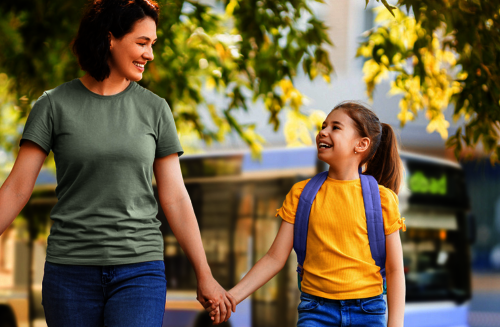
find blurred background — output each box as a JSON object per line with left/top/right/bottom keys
{"left": 0, "top": 0, "right": 499, "bottom": 326}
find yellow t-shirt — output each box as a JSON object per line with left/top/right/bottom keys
{"left": 276, "top": 176, "right": 406, "bottom": 300}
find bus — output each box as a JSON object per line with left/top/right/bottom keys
{"left": 0, "top": 147, "right": 474, "bottom": 327}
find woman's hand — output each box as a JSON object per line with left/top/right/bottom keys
{"left": 196, "top": 275, "right": 236, "bottom": 324}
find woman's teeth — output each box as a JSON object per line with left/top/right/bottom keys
{"left": 134, "top": 62, "right": 144, "bottom": 68}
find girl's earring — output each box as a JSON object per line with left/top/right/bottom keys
{"left": 354, "top": 150, "right": 357, "bottom": 154}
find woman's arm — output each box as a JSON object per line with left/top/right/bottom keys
{"left": 153, "top": 153, "right": 236, "bottom": 321}
{"left": 385, "top": 230, "right": 405, "bottom": 327}
{"left": 1, "top": 141, "right": 47, "bottom": 235}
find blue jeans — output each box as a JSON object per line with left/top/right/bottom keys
{"left": 297, "top": 292, "right": 387, "bottom": 327}
{"left": 41, "top": 260, "right": 167, "bottom": 327}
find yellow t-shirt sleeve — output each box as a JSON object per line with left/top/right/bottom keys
{"left": 275, "top": 179, "right": 310, "bottom": 224}
{"left": 379, "top": 185, "right": 407, "bottom": 235}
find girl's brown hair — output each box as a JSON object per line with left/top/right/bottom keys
{"left": 332, "top": 101, "right": 403, "bottom": 194}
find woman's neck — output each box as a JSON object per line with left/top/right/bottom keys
{"left": 79, "top": 73, "right": 131, "bottom": 96}
{"left": 327, "top": 164, "right": 360, "bottom": 181}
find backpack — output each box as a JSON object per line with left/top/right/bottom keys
{"left": 293, "top": 168, "right": 387, "bottom": 294}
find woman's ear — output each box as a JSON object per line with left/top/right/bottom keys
{"left": 108, "top": 32, "right": 114, "bottom": 50}
{"left": 354, "top": 137, "right": 370, "bottom": 155}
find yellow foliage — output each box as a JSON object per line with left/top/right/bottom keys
{"left": 426, "top": 113, "right": 450, "bottom": 139}
{"left": 362, "top": 7, "right": 466, "bottom": 139}
{"left": 308, "top": 110, "right": 327, "bottom": 132}
{"left": 242, "top": 126, "right": 266, "bottom": 159}
{"left": 225, "top": 0, "right": 239, "bottom": 16}
{"left": 206, "top": 77, "right": 216, "bottom": 90}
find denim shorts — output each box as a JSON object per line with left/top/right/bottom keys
{"left": 41, "top": 260, "right": 167, "bottom": 327}
{"left": 297, "top": 292, "right": 387, "bottom": 327}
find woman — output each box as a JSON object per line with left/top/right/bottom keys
{"left": 0, "top": 0, "right": 235, "bottom": 326}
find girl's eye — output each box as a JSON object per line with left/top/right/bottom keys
{"left": 333, "top": 126, "right": 340, "bottom": 130}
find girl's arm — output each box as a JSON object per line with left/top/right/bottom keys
{"left": 231, "top": 219, "right": 294, "bottom": 303}
{"left": 208, "top": 219, "right": 294, "bottom": 324}
{"left": 385, "top": 230, "right": 406, "bottom": 327}
{"left": 153, "top": 153, "right": 236, "bottom": 322}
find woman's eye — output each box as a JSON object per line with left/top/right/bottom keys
{"left": 138, "top": 43, "right": 146, "bottom": 46}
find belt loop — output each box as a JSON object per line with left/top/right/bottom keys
{"left": 356, "top": 299, "right": 360, "bottom": 306}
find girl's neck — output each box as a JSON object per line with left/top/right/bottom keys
{"left": 327, "top": 164, "right": 360, "bottom": 181}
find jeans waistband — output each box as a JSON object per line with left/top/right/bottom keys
{"left": 300, "top": 291, "right": 384, "bottom": 305}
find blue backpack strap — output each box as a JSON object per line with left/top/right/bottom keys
{"left": 293, "top": 171, "right": 328, "bottom": 284}
{"left": 358, "top": 167, "right": 387, "bottom": 289}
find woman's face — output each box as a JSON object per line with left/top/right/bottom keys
{"left": 316, "top": 109, "right": 366, "bottom": 165}
{"left": 108, "top": 17, "right": 156, "bottom": 81}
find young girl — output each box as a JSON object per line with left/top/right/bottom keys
{"left": 207, "top": 101, "right": 406, "bottom": 326}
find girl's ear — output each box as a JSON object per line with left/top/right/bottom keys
{"left": 354, "top": 137, "right": 370, "bottom": 155}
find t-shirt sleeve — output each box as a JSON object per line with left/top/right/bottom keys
{"left": 19, "top": 92, "right": 53, "bottom": 155}
{"left": 275, "top": 179, "right": 310, "bottom": 224}
{"left": 155, "top": 100, "right": 184, "bottom": 158}
{"left": 379, "top": 185, "right": 406, "bottom": 235}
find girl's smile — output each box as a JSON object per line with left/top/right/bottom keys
{"left": 316, "top": 110, "right": 356, "bottom": 160}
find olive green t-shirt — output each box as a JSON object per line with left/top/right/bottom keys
{"left": 19, "top": 78, "right": 184, "bottom": 265}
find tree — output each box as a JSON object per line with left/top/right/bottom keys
{"left": 0, "top": 0, "right": 333, "bottom": 173}
{"left": 359, "top": 0, "right": 500, "bottom": 162}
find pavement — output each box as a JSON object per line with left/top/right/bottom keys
{"left": 469, "top": 273, "right": 500, "bottom": 327}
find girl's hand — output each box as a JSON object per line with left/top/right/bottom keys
{"left": 196, "top": 276, "right": 236, "bottom": 323}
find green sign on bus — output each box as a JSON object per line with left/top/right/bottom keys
{"left": 409, "top": 171, "right": 447, "bottom": 195}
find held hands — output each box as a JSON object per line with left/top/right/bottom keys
{"left": 196, "top": 275, "right": 236, "bottom": 324}
{"left": 203, "top": 292, "right": 236, "bottom": 325}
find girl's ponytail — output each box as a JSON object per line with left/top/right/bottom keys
{"left": 331, "top": 101, "right": 403, "bottom": 195}
{"left": 364, "top": 123, "right": 403, "bottom": 195}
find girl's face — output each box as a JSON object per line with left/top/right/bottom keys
{"left": 316, "top": 109, "right": 368, "bottom": 165}
{"left": 108, "top": 17, "right": 156, "bottom": 81}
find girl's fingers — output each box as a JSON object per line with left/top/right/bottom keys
{"left": 214, "top": 306, "right": 222, "bottom": 325}
{"left": 226, "top": 292, "right": 237, "bottom": 312}
{"left": 222, "top": 296, "right": 232, "bottom": 322}
{"left": 209, "top": 307, "right": 219, "bottom": 317}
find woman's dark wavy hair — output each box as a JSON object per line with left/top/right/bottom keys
{"left": 331, "top": 101, "right": 403, "bottom": 194}
{"left": 72, "top": 0, "right": 160, "bottom": 81}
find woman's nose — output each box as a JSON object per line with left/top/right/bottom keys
{"left": 144, "top": 48, "right": 154, "bottom": 61}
